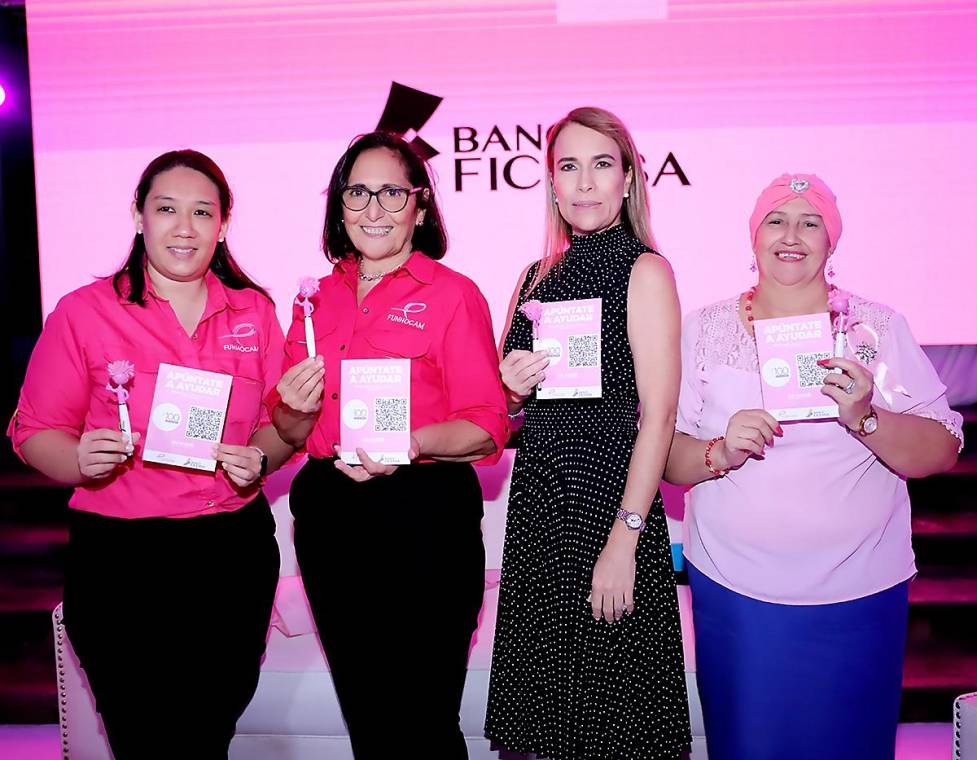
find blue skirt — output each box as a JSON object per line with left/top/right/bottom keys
{"left": 688, "top": 564, "right": 909, "bottom": 760}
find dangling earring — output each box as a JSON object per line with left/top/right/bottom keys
{"left": 750, "top": 256, "right": 757, "bottom": 273}
{"left": 826, "top": 254, "right": 835, "bottom": 278}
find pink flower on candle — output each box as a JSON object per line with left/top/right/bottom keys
{"left": 828, "top": 287, "right": 851, "bottom": 334}
{"left": 520, "top": 300, "right": 543, "bottom": 322}
{"left": 106, "top": 360, "right": 135, "bottom": 405}
{"left": 296, "top": 277, "right": 319, "bottom": 318}
{"left": 828, "top": 287, "right": 850, "bottom": 316}
{"left": 107, "top": 360, "right": 135, "bottom": 386}
{"left": 297, "top": 277, "right": 320, "bottom": 298}
{"left": 520, "top": 300, "right": 543, "bottom": 340}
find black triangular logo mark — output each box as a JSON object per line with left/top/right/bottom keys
{"left": 375, "top": 82, "right": 444, "bottom": 160}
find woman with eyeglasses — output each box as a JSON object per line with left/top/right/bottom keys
{"left": 270, "top": 131, "right": 508, "bottom": 758}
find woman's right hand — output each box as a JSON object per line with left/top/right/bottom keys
{"left": 500, "top": 349, "right": 550, "bottom": 400}
{"left": 77, "top": 429, "right": 140, "bottom": 480}
{"left": 277, "top": 356, "right": 325, "bottom": 414}
{"left": 721, "top": 409, "right": 782, "bottom": 469}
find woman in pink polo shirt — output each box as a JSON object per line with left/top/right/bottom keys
{"left": 9, "top": 150, "right": 293, "bottom": 759}
{"left": 271, "top": 131, "right": 508, "bottom": 759}
{"left": 664, "top": 173, "right": 963, "bottom": 760}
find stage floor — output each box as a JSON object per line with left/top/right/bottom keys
{"left": 0, "top": 722, "right": 954, "bottom": 759}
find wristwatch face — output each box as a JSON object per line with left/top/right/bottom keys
{"left": 861, "top": 413, "right": 878, "bottom": 435}
{"left": 625, "top": 513, "right": 643, "bottom": 530}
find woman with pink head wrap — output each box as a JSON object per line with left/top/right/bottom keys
{"left": 664, "top": 174, "right": 963, "bottom": 759}
{"left": 748, "top": 172, "right": 843, "bottom": 254}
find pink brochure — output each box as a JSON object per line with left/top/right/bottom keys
{"left": 532, "top": 298, "right": 602, "bottom": 400}
{"left": 340, "top": 358, "right": 412, "bottom": 465}
{"left": 142, "top": 363, "right": 233, "bottom": 471}
{"left": 754, "top": 312, "right": 838, "bottom": 421}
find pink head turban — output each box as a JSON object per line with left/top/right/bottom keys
{"left": 749, "top": 173, "right": 842, "bottom": 251}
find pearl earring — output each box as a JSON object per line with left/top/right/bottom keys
{"left": 623, "top": 192, "right": 630, "bottom": 199}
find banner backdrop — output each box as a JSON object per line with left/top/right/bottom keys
{"left": 24, "top": 1, "right": 977, "bottom": 345}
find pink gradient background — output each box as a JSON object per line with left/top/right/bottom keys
{"left": 24, "top": 0, "right": 977, "bottom": 344}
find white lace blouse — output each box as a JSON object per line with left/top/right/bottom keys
{"left": 677, "top": 293, "right": 963, "bottom": 605}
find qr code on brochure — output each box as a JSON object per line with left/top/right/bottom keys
{"left": 795, "top": 351, "right": 832, "bottom": 389}
{"left": 374, "top": 397, "right": 408, "bottom": 432}
{"left": 185, "top": 406, "right": 224, "bottom": 441}
{"left": 568, "top": 334, "right": 600, "bottom": 368}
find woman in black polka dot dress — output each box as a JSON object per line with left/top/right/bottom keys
{"left": 485, "top": 108, "right": 691, "bottom": 760}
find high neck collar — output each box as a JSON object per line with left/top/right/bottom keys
{"left": 569, "top": 223, "right": 632, "bottom": 255}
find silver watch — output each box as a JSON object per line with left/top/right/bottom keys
{"left": 616, "top": 509, "right": 646, "bottom": 532}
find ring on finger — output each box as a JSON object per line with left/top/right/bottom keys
{"left": 844, "top": 378, "right": 856, "bottom": 394}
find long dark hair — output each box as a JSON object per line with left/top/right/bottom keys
{"left": 322, "top": 131, "right": 447, "bottom": 262}
{"left": 112, "top": 149, "right": 271, "bottom": 304}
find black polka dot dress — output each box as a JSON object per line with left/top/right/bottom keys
{"left": 485, "top": 224, "right": 692, "bottom": 760}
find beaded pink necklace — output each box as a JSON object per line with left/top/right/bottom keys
{"left": 743, "top": 284, "right": 839, "bottom": 324}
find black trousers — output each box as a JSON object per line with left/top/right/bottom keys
{"left": 291, "top": 458, "right": 486, "bottom": 760}
{"left": 63, "top": 494, "right": 280, "bottom": 760}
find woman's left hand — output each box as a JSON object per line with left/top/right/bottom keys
{"left": 818, "top": 357, "right": 874, "bottom": 430}
{"left": 214, "top": 443, "right": 264, "bottom": 488}
{"left": 332, "top": 437, "right": 420, "bottom": 482}
{"left": 590, "top": 540, "right": 636, "bottom": 623}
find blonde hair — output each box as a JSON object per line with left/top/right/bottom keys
{"left": 528, "top": 106, "right": 657, "bottom": 294}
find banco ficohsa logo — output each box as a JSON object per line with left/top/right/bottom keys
{"left": 376, "top": 81, "right": 691, "bottom": 192}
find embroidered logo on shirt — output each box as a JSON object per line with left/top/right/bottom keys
{"left": 387, "top": 302, "right": 427, "bottom": 330}
{"left": 219, "top": 323, "right": 259, "bottom": 353}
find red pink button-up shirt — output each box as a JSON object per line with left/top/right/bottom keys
{"left": 8, "top": 271, "right": 285, "bottom": 519}
{"left": 278, "top": 251, "right": 508, "bottom": 463}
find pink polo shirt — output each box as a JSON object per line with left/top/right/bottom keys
{"left": 274, "top": 251, "right": 508, "bottom": 463}
{"left": 677, "top": 293, "right": 964, "bottom": 605}
{"left": 9, "top": 271, "right": 286, "bottom": 519}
